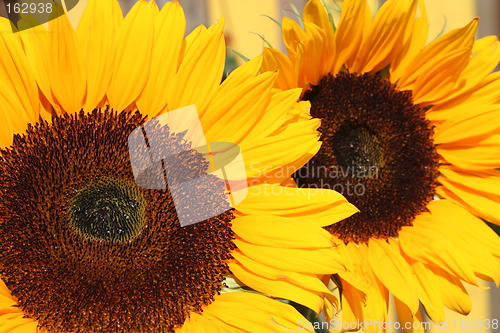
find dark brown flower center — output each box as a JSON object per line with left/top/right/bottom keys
{"left": 0, "top": 109, "right": 235, "bottom": 333}
{"left": 294, "top": 72, "right": 440, "bottom": 243}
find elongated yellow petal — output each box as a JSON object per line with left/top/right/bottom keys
{"left": 137, "top": 0, "right": 186, "bottom": 116}
{"left": 233, "top": 253, "right": 333, "bottom": 296}
{"left": 0, "top": 18, "right": 39, "bottom": 123}
{"left": 203, "top": 71, "right": 275, "bottom": 144}
{"left": 438, "top": 135, "right": 500, "bottom": 170}
{"left": 241, "top": 119, "right": 321, "bottom": 179}
{"left": 394, "top": 298, "right": 425, "bottom": 333}
{"left": 166, "top": 18, "right": 225, "bottom": 112}
{"left": 261, "top": 48, "right": 297, "bottom": 90}
{"left": 352, "top": 0, "right": 417, "bottom": 73}
{"left": 203, "top": 293, "right": 315, "bottom": 333}
{"left": 434, "top": 105, "right": 500, "bottom": 144}
{"left": 398, "top": 19, "right": 478, "bottom": 90}
{"left": 234, "top": 239, "right": 346, "bottom": 274}
{"left": 367, "top": 238, "right": 419, "bottom": 314}
{"left": 232, "top": 215, "right": 335, "bottom": 249}
{"left": 47, "top": 5, "right": 86, "bottom": 114}
{"left": 438, "top": 168, "right": 500, "bottom": 225}
{"left": 281, "top": 16, "right": 307, "bottom": 62}
{"left": 332, "top": 0, "right": 371, "bottom": 73}
{"left": 235, "top": 184, "right": 357, "bottom": 227}
{"left": 77, "top": 0, "right": 122, "bottom": 111}
{"left": 411, "top": 262, "right": 445, "bottom": 322}
{"left": 229, "top": 262, "right": 324, "bottom": 313}
{"left": 107, "top": 0, "right": 157, "bottom": 111}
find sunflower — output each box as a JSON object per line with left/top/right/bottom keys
{"left": 0, "top": 0, "right": 360, "bottom": 332}
{"left": 261, "top": 0, "right": 500, "bottom": 330}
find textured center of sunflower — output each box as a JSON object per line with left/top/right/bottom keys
{"left": 0, "top": 110, "right": 235, "bottom": 333}
{"left": 70, "top": 178, "right": 145, "bottom": 241}
{"left": 294, "top": 72, "right": 439, "bottom": 243}
{"left": 331, "top": 122, "right": 384, "bottom": 172}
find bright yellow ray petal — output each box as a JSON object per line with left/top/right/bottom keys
{"left": 166, "top": 18, "right": 225, "bottom": 113}
{"left": 261, "top": 48, "right": 297, "bottom": 90}
{"left": 18, "top": 19, "right": 58, "bottom": 114}
{"left": 231, "top": 215, "right": 335, "bottom": 248}
{"left": 203, "top": 71, "right": 275, "bottom": 144}
{"left": 332, "top": 0, "right": 371, "bottom": 74}
{"left": 433, "top": 105, "right": 500, "bottom": 144}
{"left": 233, "top": 239, "right": 346, "bottom": 275}
{"left": 411, "top": 262, "right": 445, "bottom": 322}
{"left": 234, "top": 184, "right": 357, "bottom": 227}
{"left": 303, "top": 0, "right": 335, "bottom": 75}
{"left": 352, "top": 0, "right": 417, "bottom": 73}
{"left": 77, "top": 0, "right": 122, "bottom": 111}
{"left": 398, "top": 19, "right": 478, "bottom": 91}
{"left": 0, "top": 82, "right": 31, "bottom": 149}
{"left": 429, "top": 71, "right": 500, "bottom": 115}
{"left": 423, "top": 199, "right": 500, "bottom": 257}
{"left": 204, "top": 293, "right": 315, "bottom": 333}
{"left": 0, "top": 18, "right": 39, "bottom": 123}
{"left": 229, "top": 261, "right": 325, "bottom": 313}
{"left": 231, "top": 252, "right": 333, "bottom": 295}
{"left": 435, "top": 36, "right": 500, "bottom": 105}
{"left": 438, "top": 168, "right": 500, "bottom": 225}
{"left": 137, "top": 0, "right": 186, "bottom": 116}
{"left": 367, "top": 238, "right": 419, "bottom": 314}
{"left": 281, "top": 16, "right": 307, "bottom": 62}
{"left": 399, "top": 202, "right": 485, "bottom": 285}
{"left": 249, "top": 88, "right": 304, "bottom": 138}
{"left": 438, "top": 135, "right": 500, "bottom": 170}
{"left": 241, "top": 119, "right": 320, "bottom": 179}
{"left": 432, "top": 267, "right": 472, "bottom": 315}
{"left": 301, "top": 22, "right": 328, "bottom": 86}
{"left": 107, "top": 0, "right": 157, "bottom": 111}
{"left": 394, "top": 298, "right": 425, "bottom": 333}
{"left": 47, "top": 4, "right": 86, "bottom": 114}
{"left": 390, "top": 0, "right": 428, "bottom": 83}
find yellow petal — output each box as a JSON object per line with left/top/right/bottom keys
{"left": 233, "top": 239, "right": 346, "bottom": 274}
{"left": 434, "top": 105, "right": 500, "bottom": 145}
{"left": 261, "top": 48, "right": 297, "bottom": 90}
{"left": 107, "top": 0, "right": 157, "bottom": 111}
{"left": 46, "top": 4, "right": 86, "bottom": 114}
{"left": 352, "top": 0, "right": 417, "bottom": 73}
{"left": 231, "top": 215, "right": 335, "bottom": 249}
{"left": 398, "top": 19, "right": 478, "bottom": 91}
{"left": 240, "top": 119, "right": 320, "bottom": 179}
{"left": 203, "top": 71, "right": 275, "bottom": 144}
{"left": 204, "top": 293, "right": 315, "bottom": 333}
{"left": 332, "top": 0, "right": 371, "bottom": 73}
{"left": 137, "top": 0, "right": 186, "bottom": 116}
{"left": 438, "top": 167, "right": 500, "bottom": 225}
{"left": 399, "top": 204, "right": 479, "bottom": 285}
{"left": 390, "top": 0, "right": 428, "bottom": 83}
{"left": 77, "top": 0, "right": 122, "bottom": 111}
{"left": 438, "top": 135, "right": 500, "bottom": 170}
{"left": 166, "top": 18, "right": 225, "bottom": 112}
{"left": 228, "top": 261, "right": 325, "bottom": 313}
{"left": 281, "top": 16, "right": 307, "bottom": 62}
{"left": 411, "top": 262, "right": 445, "bottom": 322}
{"left": 0, "top": 18, "right": 39, "bottom": 123}
{"left": 234, "top": 184, "right": 357, "bottom": 227}
{"left": 394, "top": 299, "right": 425, "bottom": 333}
{"left": 367, "top": 238, "right": 419, "bottom": 314}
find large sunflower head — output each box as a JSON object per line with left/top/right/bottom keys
{"left": 0, "top": 0, "right": 359, "bottom": 332}
{"left": 261, "top": 0, "right": 500, "bottom": 329}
